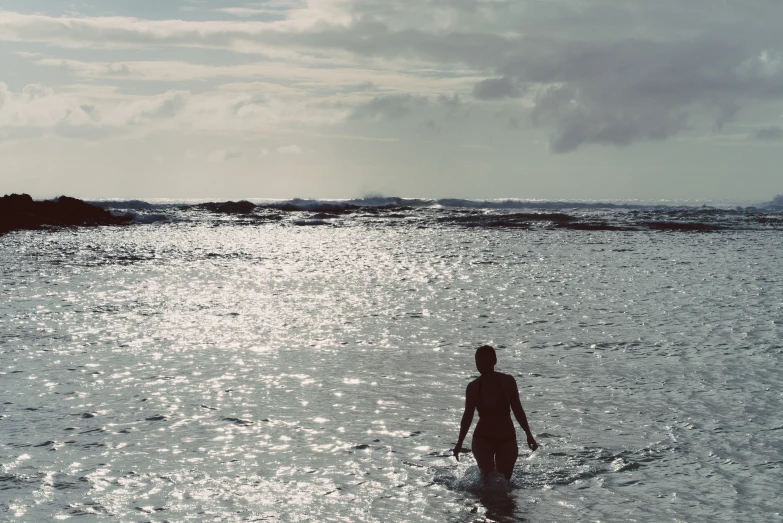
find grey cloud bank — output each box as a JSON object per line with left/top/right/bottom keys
{"left": 472, "top": 77, "right": 524, "bottom": 101}
{"left": 349, "top": 94, "right": 428, "bottom": 120}
{"left": 753, "top": 126, "right": 783, "bottom": 140}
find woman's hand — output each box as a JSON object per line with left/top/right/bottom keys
{"left": 453, "top": 446, "right": 461, "bottom": 461}
{"left": 526, "top": 433, "right": 538, "bottom": 451}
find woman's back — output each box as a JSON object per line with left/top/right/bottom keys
{"left": 473, "top": 373, "right": 515, "bottom": 443}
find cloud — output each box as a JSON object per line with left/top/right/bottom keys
{"left": 751, "top": 126, "right": 783, "bottom": 140}
{"left": 493, "top": 38, "right": 783, "bottom": 151}
{"left": 0, "top": 82, "right": 346, "bottom": 138}
{"left": 0, "top": 10, "right": 270, "bottom": 50}
{"left": 436, "top": 93, "right": 461, "bottom": 109}
{"left": 460, "top": 143, "right": 494, "bottom": 151}
{"left": 215, "top": 0, "right": 303, "bottom": 18}
{"left": 528, "top": 83, "right": 691, "bottom": 152}
{"left": 4, "top": 2, "right": 783, "bottom": 152}
{"left": 216, "top": 8, "right": 276, "bottom": 18}
{"left": 208, "top": 147, "right": 244, "bottom": 162}
{"left": 103, "top": 90, "right": 189, "bottom": 126}
{"left": 29, "top": 56, "right": 466, "bottom": 102}
{"left": 106, "top": 63, "right": 131, "bottom": 76}
{"left": 0, "top": 81, "right": 171, "bottom": 135}
{"left": 712, "top": 100, "right": 740, "bottom": 132}
{"left": 472, "top": 77, "right": 523, "bottom": 100}
{"left": 421, "top": 118, "right": 440, "bottom": 132}
{"left": 0, "top": 82, "right": 97, "bottom": 137}
{"left": 436, "top": 93, "right": 465, "bottom": 119}
{"left": 348, "top": 93, "right": 428, "bottom": 121}
{"left": 277, "top": 144, "right": 302, "bottom": 154}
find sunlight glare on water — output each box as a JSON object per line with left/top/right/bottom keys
{"left": 1, "top": 223, "right": 781, "bottom": 521}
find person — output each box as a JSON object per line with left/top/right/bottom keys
{"left": 453, "top": 345, "right": 538, "bottom": 481}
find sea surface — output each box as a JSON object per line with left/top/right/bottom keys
{"left": 1, "top": 198, "right": 782, "bottom": 522}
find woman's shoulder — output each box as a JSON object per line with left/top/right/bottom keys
{"left": 466, "top": 375, "right": 485, "bottom": 391}
{"left": 498, "top": 372, "right": 517, "bottom": 385}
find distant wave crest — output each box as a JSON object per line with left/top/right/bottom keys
{"left": 89, "top": 200, "right": 167, "bottom": 210}
{"left": 88, "top": 195, "right": 783, "bottom": 212}
{"left": 77, "top": 194, "right": 783, "bottom": 232}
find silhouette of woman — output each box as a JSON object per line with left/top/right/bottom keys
{"left": 453, "top": 345, "right": 538, "bottom": 481}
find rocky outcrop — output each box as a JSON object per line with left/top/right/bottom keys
{"left": 0, "top": 194, "right": 133, "bottom": 235}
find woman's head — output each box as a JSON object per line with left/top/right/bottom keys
{"left": 475, "top": 345, "right": 497, "bottom": 375}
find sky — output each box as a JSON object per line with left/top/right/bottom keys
{"left": 0, "top": 0, "right": 782, "bottom": 200}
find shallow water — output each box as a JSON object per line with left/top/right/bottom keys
{"left": 1, "top": 222, "right": 781, "bottom": 521}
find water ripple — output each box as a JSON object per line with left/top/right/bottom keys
{"left": 0, "top": 224, "right": 780, "bottom": 521}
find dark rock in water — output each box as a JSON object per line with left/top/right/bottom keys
{"left": 265, "top": 201, "right": 360, "bottom": 214}
{"left": 642, "top": 221, "right": 724, "bottom": 232}
{"left": 0, "top": 194, "right": 133, "bottom": 235}
{"left": 193, "top": 200, "right": 257, "bottom": 214}
{"left": 556, "top": 221, "right": 637, "bottom": 231}
{"left": 310, "top": 203, "right": 359, "bottom": 214}
{"left": 506, "top": 212, "right": 574, "bottom": 223}
{"left": 223, "top": 417, "right": 254, "bottom": 426}
{"left": 440, "top": 212, "right": 574, "bottom": 228}
{"left": 357, "top": 205, "right": 413, "bottom": 214}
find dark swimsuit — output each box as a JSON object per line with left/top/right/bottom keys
{"left": 472, "top": 373, "right": 518, "bottom": 478}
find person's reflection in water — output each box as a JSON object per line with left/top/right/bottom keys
{"left": 480, "top": 492, "right": 522, "bottom": 522}
{"left": 454, "top": 345, "right": 538, "bottom": 481}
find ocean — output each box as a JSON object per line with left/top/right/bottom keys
{"left": 1, "top": 198, "right": 781, "bottom": 522}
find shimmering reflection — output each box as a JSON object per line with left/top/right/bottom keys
{"left": 0, "top": 225, "right": 781, "bottom": 521}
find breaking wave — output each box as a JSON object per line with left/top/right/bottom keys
{"left": 80, "top": 195, "right": 783, "bottom": 232}
{"left": 87, "top": 194, "right": 783, "bottom": 211}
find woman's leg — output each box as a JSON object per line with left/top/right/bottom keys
{"left": 495, "top": 439, "right": 519, "bottom": 481}
{"left": 471, "top": 437, "right": 496, "bottom": 478}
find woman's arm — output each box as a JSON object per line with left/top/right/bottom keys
{"left": 453, "top": 383, "right": 476, "bottom": 461}
{"left": 506, "top": 375, "right": 538, "bottom": 451}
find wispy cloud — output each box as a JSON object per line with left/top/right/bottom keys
{"left": 0, "top": 82, "right": 343, "bottom": 138}
{"left": 208, "top": 147, "right": 243, "bottom": 161}
{"left": 277, "top": 144, "right": 303, "bottom": 155}
{"left": 215, "top": 0, "right": 305, "bottom": 18}
{"left": 30, "top": 56, "right": 474, "bottom": 95}
{"left": 216, "top": 7, "right": 283, "bottom": 18}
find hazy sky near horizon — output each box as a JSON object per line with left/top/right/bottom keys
{"left": 1, "top": 0, "right": 782, "bottom": 200}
